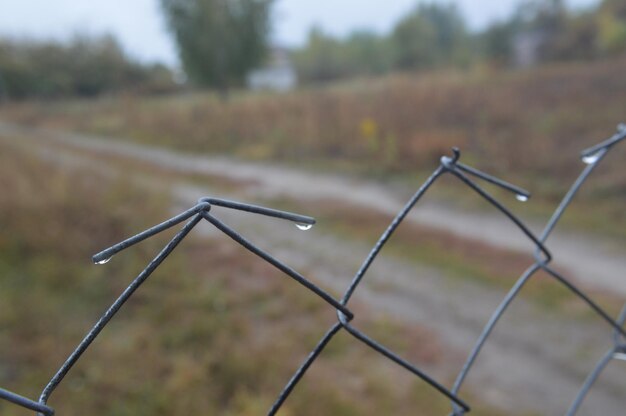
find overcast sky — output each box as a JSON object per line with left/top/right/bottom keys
{"left": 0, "top": 0, "right": 600, "bottom": 66}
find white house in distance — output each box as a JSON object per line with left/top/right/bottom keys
{"left": 513, "top": 31, "right": 544, "bottom": 68}
{"left": 247, "top": 47, "right": 297, "bottom": 92}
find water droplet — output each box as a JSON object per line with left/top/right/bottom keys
{"left": 295, "top": 223, "right": 313, "bottom": 231}
{"left": 95, "top": 257, "right": 111, "bottom": 265}
{"left": 614, "top": 352, "right": 626, "bottom": 362}
{"left": 581, "top": 152, "right": 601, "bottom": 165}
{"left": 515, "top": 194, "right": 529, "bottom": 202}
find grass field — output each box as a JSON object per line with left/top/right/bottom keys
{"left": 1, "top": 58, "right": 625, "bottom": 414}
{"left": 3, "top": 57, "right": 625, "bottom": 239}
{"left": 0, "top": 139, "right": 514, "bottom": 415}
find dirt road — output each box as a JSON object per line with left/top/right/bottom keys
{"left": 1, "top": 121, "right": 624, "bottom": 296}
{"left": 1, "top": 122, "right": 625, "bottom": 415}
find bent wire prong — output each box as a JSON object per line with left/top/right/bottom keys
{"left": 0, "top": 387, "right": 54, "bottom": 415}
{"left": 93, "top": 197, "right": 315, "bottom": 263}
{"left": 92, "top": 198, "right": 315, "bottom": 264}
{"left": 579, "top": 123, "right": 626, "bottom": 160}
{"left": 440, "top": 148, "right": 551, "bottom": 263}
{"left": 270, "top": 148, "right": 548, "bottom": 415}
{"left": 199, "top": 197, "right": 316, "bottom": 226}
{"left": 450, "top": 124, "right": 626, "bottom": 415}
{"left": 445, "top": 148, "right": 530, "bottom": 200}
{"left": 92, "top": 202, "right": 211, "bottom": 264}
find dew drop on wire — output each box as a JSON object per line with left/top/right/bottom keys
{"left": 582, "top": 152, "right": 601, "bottom": 165}
{"left": 295, "top": 223, "right": 313, "bottom": 231}
{"left": 515, "top": 194, "right": 529, "bottom": 202}
{"left": 95, "top": 257, "right": 111, "bottom": 265}
{"left": 613, "top": 352, "right": 626, "bottom": 362}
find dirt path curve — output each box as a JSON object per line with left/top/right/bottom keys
{"left": 1, "top": 121, "right": 623, "bottom": 296}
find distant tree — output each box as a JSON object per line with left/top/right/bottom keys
{"left": 293, "top": 27, "right": 391, "bottom": 83}
{"left": 481, "top": 20, "right": 519, "bottom": 66}
{"left": 292, "top": 26, "right": 346, "bottom": 83}
{"left": 0, "top": 34, "right": 176, "bottom": 100}
{"left": 342, "top": 30, "right": 392, "bottom": 76}
{"left": 291, "top": 0, "right": 622, "bottom": 84}
{"left": 508, "top": 0, "right": 613, "bottom": 63}
{"left": 160, "top": 0, "right": 273, "bottom": 95}
{"left": 0, "top": 70, "right": 8, "bottom": 103}
{"left": 549, "top": 11, "right": 599, "bottom": 61}
{"left": 64, "top": 34, "right": 146, "bottom": 96}
{"left": 513, "top": 0, "right": 569, "bottom": 61}
{"left": 390, "top": 3, "right": 470, "bottom": 71}
{"left": 597, "top": 0, "right": 626, "bottom": 55}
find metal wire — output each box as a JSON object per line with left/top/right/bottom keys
{"left": 566, "top": 305, "right": 626, "bottom": 416}
{"left": 449, "top": 123, "right": 626, "bottom": 415}
{"left": 0, "top": 124, "right": 623, "bottom": 415}
{"left": 0, "top": 388, "right": 54, "bottom": 415}
{"left": 270, "top": 146, "right": 552, "bottom": 416}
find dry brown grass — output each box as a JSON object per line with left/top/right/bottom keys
{"left": 0, "top": 139, "right": 507, "bottom": 415}
{"left": 3, "top": 58, "right": 625, "bottom": 237}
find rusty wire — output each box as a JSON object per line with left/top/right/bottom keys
{"left": 0, "top": 124, "right": 624, "bottom": 415}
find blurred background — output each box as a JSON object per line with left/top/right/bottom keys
{"left": 0, "top": 0, "right": 625, "bottom": 415}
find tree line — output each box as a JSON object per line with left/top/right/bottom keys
{"left": 1, "top": 0, "right": 624, "bottom": 99}
{"left": 293, "top": 0, "right": 626, "bottom": 83}
{"left": 158, "top": 0, "right": 626, "bottom": 89}
{"left": 0, "top": 34, "right": 176, "bottom": 100}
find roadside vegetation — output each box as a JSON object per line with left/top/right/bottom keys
{"left": 4, "top": 56, "right": 625, "bottom": 238}
{"left": 0, "top": 34, "right": 177, "bottom": 100}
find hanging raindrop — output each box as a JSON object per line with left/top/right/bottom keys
{"left": 295, "top": 223, "right": 313, "bottom": 231}
{"left": 581, "top": 152, "right": 601, "bottom": 165}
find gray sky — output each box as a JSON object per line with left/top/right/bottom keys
{"left": 0, "top": 0, "right": 600, "bottom": 66}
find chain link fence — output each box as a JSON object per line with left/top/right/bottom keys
{"left": 1, "top": 124, "right": 625, "bottom": 415}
